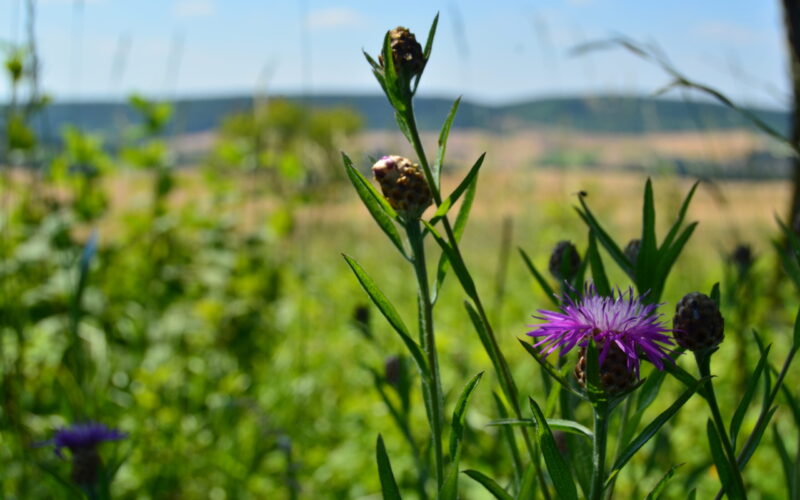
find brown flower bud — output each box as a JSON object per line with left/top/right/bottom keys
{"left": 378, "top": 27, "right": 425, "bottom": 77}
{"left": 372, "top": 155, "right": 431, "bottom": 219}
{"left": 548, "top": 241, "right": 581, "bottom": 282}
{"left": 673, "top": 292, "right": 724, "bottom": 352}
{"left": 574, "top": 343, "right": 636, "bottom": 396}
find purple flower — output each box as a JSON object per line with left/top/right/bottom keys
{"left": 527, "top": 285, "right": 674, "bottom": 377}
{"left": 44, "top": 422, "right": 127, "bottom": 458}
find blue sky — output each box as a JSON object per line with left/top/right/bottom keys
{"left": 0, "top": 0, "right": 788, "bottom": 109}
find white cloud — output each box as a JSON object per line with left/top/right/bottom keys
{"left": 173, "top": 0, "right": 215, "bottom": 18}
{"left": 307, "top": 7, "right": 365, "bottom": 30}
{"left": 694, "top": 21, "right": 758, "bottom": 45}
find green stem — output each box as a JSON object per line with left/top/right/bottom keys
{"left": 407, "top": 220, "right": 445, "bottom": 490}
{"left": 402, "top": 101, "right": 551, "bottom": 500}
{"left": 590, "top": 404, "right": 609, "bottom": 500}
{"left": 696, "top": 352, "right": 748, "bottom": 498}
{"left": 605, "top": 396, "right": 633, "bottom": 499}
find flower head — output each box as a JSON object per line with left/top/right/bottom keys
{"left": 527, "top": 285, "right": 674, "bottom": 377}
{"left": 372, "top": 155, "right": 431, "bottom": 219}
{"left": 46, "top": 422, "right": 127, "bottom": 459}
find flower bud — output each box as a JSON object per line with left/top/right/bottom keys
{"left": 378, "top": 27, "right": 425, "bottom": 78}
{"left": 574, "top": 343, "right": 636, "bottom": 395}
{"left": 730, "top": 244, "right": 753, "bottom": 275}
{"left": 673, "top": 292, "right": 724, "bottom": 352}
{"left": 548, "top": 241, "right": 581, "bottom": 282}
{"left": 372, "top": 155, "right": 431, "bottom": 219}
{"left": 624, "top": 238, "right": 641, "bottom": 267}
{"left": 384, "top": 355, "right": 402, "bottom": 388}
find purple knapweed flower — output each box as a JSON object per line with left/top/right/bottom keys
{"left": 46, "top": 422, "right": 127, "bottom": 458}
{"left": 39, "top": 422, "right": 126, "bottom": 485}
{"left": 527, "top": 285, "right": 674, "bottom": 377}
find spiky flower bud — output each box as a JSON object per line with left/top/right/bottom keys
{"left": 379, "top": 27, "right": 425, "bottom": 77}
{"left": 624, "top": 238, "right": 641, "bottom": 267}
{"left": 673, "top": 292, "right": 724, "bottom": 352}
{"left": 548, "top": 241, "right": 581, "bottom": 282}
{"left": 574, "top": 343, "right": 636, "bottom": 395}
{"left": 372, "top": 155, "right": 431, "bottom": 219}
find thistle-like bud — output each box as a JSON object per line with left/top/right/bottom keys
{"left": 673, "top": 292, "right": 724, "bottom": 352}
{"left": 378, "top": 27, "right": 425, "bottom": 78}
{"left": 384, "top": 355, "right": 402, "bottom": 388}
{"left": 548, "top": 241, "right": 581, "bottom": 282}
{"left": 624, "top": 238, "right": 641, "bottom": 267}
{"left": 574, "top": 343, "right": 636, "bottom": 395}
{"left": 730, "top": 244, "right": 753, "bottom": 275}
{"left": 372, "top": 155, "right": 431, "bottom": 219}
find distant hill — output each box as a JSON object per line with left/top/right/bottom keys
{"left": 17, "top": 93, "right": 791, "bottom": 142}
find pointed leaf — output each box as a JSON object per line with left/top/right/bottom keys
{"left": 518, "top": 247, "right": 558, "bottom": 307}
{"left": 493, "top": 393, "right": 523, "bottom": 487}
{"left": 706, "top": 420, "right": 745, "bottom": 500}
{"left": 342, "top": 153, "right": 406, "bottom": 256}
{"left": 463, "top": 470, "right": 514, "bottom": 500}
{"left": 576, "top": 195, "right": 630, "bottom": 275}
{"left": 431, "top": 152, "right": 483, "bottom": 223}
{"left": 609, "top": 376, "right": 704, "bottom": 478}
{"left": 424, "top": 221, "right": 477, "bottom": 300}
{"left": 661, "top": 181, "right": 698, "bottom": 250}
{"left": 730, "top": 344, "right": 771, "bottom": 445}
{"left": 433, "top": 97, "right": 462, "bottom": 187}
{"left": 586, "top": 233, "right": 611, "bottom": 297}
{"left": 518, "top": 339, "right": 585, "bottom": 399}
{"left": 644, "top": 463, "right": 684, "bottom": 500}
{"left": 343, "top": 255, "right": 429, "bottom": 378}
{"left": 376, "top": 435, "right": 403, "bottom": 500}
{"left": 517, "top": 462, "right": 538, "bottom": 500}
{"left": 529, "top": 397, "right": 579, "bottom": 500}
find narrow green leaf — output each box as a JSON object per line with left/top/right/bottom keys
{"left": 584, "top": 339, "right": 604, "bottom": 399}
{"left": 660, "top": 181, "right": 699, "bottom": 250}
{"left": 575, "top": 195, "right": 630, "bottom": 275}
{"left": 686, "top": 489, "right": 697, "bottom": 500}
{"left": 730, "top": 344, "right": 771, "bottom": 445}
{"left": 518, "top": 248, "right": 558, "bottom": 307}
{"left": 529, "top": 397, "right": 579, "bottom": 500}
{"left": 709, "top": 283, "right": 721, "bottom": 309}
{"left": 517, "top": 462, "right": 538, "bottom": 500}
{"left": 644, "top": 463, "right": 684, "bottom": 500}
{"left": 586, "top": 233, "right": 611, "bottom": 297}
{"left": 431, "top": 152, "right": 484, "bottom": 222}
{"left": 433, "top": 97, "right": 462, "bottom": 187}
{"left": 342, "top": 153, "right": 406, "bottom": 256}
{"left": 424, "top": 221, "right": 478, "bottom": 300}
{"left": 433, "top": 165, "right": 479, "bottom": 301}
{"left": 412, "top": 13, "right": 440, "bottom": 94}
{"left": 637, "top": 178, "right": 658, "bottom": 289}
{"left": 518, "top": 339, "right": 585, "bottom": 399}
{"left": 450, "top": 372, "right": 484, "bottom": 459}
{"left": 738, "top": 406, "right": 778, "bottom": 468}
{"left": 487, "top": 419, "right": 593, "bottom": 441}
{"left": 493, "top": 393, "right": 523, "bottom": 488}
{"left": 343, "top": 255, "right": 429, "bottom": 378}
{"left": 376, "top": 435, "right": 403, "bottom": 500}
{"left": 794, "top": 307, "right": 800, "bottom": 349}
{"left": 707, "top": 420, "right": 745, "bottom": 500}
{"left": 636, "top": 368, "right": 668, "bottom": 414}
{"left": 609, "top": 376, "right": 704, "bottom": 477}
{"left": 363, "top": 50, "right": 382, "bottom": 71}
{"left": 653, "top": 221, "right": 697, "bottom": 299}
{"left": 463, "top": 470, "right": 514, "bottom": 500}
{"left": 772, "top": 424, "right": 796, "bottom": 499}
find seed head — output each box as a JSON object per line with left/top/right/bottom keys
{"left": 548, "top": 241, "right": 581, "bottom": 282}
{"left": 574, "top": 342, "right": 637, "bottom": 395}
{"left": 673, "top": 292, "right": 724, "bottom": 352}
{"left": 624, "top": 239, "right": 641, "bottom": 268}
{"left": 372, "top": 155, "right": 431, "bottom": 219}
{"left": 379, "top": 27, "right": 425, "bottom": 78}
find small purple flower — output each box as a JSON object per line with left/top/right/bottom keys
{"left": 45, "top": 422, "right": 127, "bottom": 458}
{"left": 527, "top": 285, "right": 674, "bottom": 377}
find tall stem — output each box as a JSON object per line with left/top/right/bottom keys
{"left": 696, "top": 352, "right": 747, "bottom": 497}
{"left": 590, "top": 404, "right": 609, "bottom": 500}
{"left": 402, "top": 100, "right": 551, "bottom": 500}
{"left": 407, "top": 220, "right": 445, "bottom": 490}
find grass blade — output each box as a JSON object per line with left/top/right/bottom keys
{"left": 463, "top": 470, "right": 514, "bottom": 500}
{"left": 706, "top": 420, "right": 745, "bottom": 500}
{"left": 433, "top": 97, "right": 462, "bottom": 188}
{"left": 730, "top": 344, "right": 771, "bottom": 446}
{"left": 644, "top": 463, "right": 684, "bottom": 500}
{"left": 518, "top": 247, "right": 559, "bottom": 307}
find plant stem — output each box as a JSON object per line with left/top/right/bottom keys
{"left": 402, "top": 100, "right": 551, "bottom": 500}
{"left": 696, "top": 352, "right": 748, "bottom": 498}
{"left": 590, "top": 403, "right": 609, "bottom": 500}
{"left": 407, "top": 220, "right": 445, "bottom": 490}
